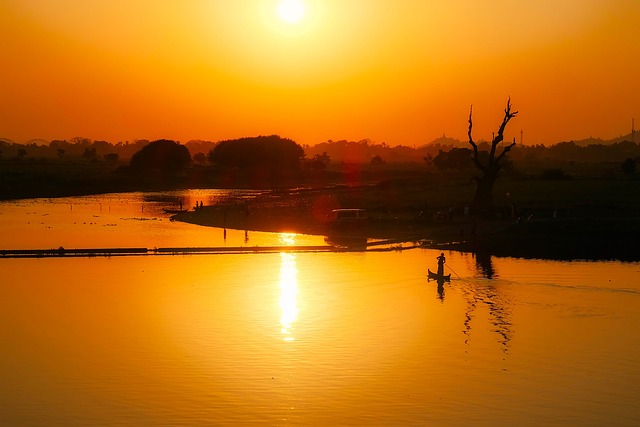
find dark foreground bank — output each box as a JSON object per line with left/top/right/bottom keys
{"left": 173, "top": 186, "right": 640, "bottom": 262}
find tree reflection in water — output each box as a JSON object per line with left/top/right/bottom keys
{"left": 475, "top": 251, "right": 495, "bottom": 279}
{"left": 459, "top": 252, "right": 513, "bottom": 352}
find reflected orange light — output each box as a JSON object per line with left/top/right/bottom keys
{"left": 279, "top": 232, "right": 297, "bottom": 246}
{"left": 279, "top": 234, "right": 299, "bottom": 341}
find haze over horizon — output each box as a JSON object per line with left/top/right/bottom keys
{"left": 2, "top": 1, "right": 639, "bottom": 147}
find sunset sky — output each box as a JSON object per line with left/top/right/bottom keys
{"left": 2, "top": 0, "right": 639, "bottom": 147}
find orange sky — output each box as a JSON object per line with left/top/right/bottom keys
{"left": 2, "top": 0, "right": 639, "bottom": 147}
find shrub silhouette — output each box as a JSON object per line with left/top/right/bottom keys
{"left": 542, "top": 168, "right": 571, "bottom": 180}
{"left": 622, "top": 158, "right": 636, "bottom": 175}
{"left": 432, "top": 148, "right": 473, "bottom": 170}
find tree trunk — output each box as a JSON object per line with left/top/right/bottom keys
{"left": 471, "top": 174, "right": 496, "bottom": 214}
{"left": 467, "top": 99, "right": 517, "bottom": 215}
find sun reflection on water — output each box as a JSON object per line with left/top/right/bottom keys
{"left": 279, "top": 233, "right": 299, "bottom": 341}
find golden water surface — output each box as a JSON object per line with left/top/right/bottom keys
{"left": 1, "top": 194, "right": 639, "bottom": 425}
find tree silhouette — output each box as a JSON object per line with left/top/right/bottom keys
{"left": 82, "top": 147, "right": 97, "bottom": 161}
{"left": 371, "top": 155, "right": 385, "bottom": 165}
{"left": 208, "top": 135, "right": 304, "bottom": 170}
{"left": 104, "top": 153, "right": 119, "bottom": 163}
{"left": 304, "top": 153, "right": 329, "bottom": 171}
{"left": 467, "top": 99, "right": 518, "bottom": 214}
{"left": 192, "top": 152, "right": 207, "bottom": 165}
{"left": 130, "top": 139, "right": 191, "bottom": 173}
{"left": 432, "top": 148, "right": 473, "bottom": 170}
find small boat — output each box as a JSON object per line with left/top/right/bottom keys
{"left": 428, "top": 269, "right": 450, "bottom": 281}
{"left": 163, "top": 208, "right": 189, "bottom": 214}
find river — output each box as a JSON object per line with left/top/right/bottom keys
{"left": 1, "top": 191, "right": 639, "bottom": 425}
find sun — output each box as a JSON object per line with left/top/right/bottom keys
{"left": 277, "top": 0, "right": 306, "bottom": 24}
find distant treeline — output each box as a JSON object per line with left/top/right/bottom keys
{"left": 2, "top": 134, "right": 639, "bottom": 165}
{"left": 304, "top": 137, "right": 640, "bottom": 165}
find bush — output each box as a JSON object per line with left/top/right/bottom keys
{"left": 621, "top": 158, "right": 636, "bottom": 175}
{"left": 432, "top": 148, "right": 473, "bottom": 170}
{"left": 541, "top": 168, "right": 571, "bottom": 180}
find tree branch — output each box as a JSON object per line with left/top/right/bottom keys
{"left": 495, "top": 98, "right": 518, "bottom": 145}
{"left": 489, "top": 97, "right": 518, "bottom": 167}
{"left": 495, "top": 138, "right": 517, "bottom": 163}
{"left": 467, "top": 105, "right": 488, "bottom": 174}
{"left": 467, "top": 105, "right": 475, "bottom": 150}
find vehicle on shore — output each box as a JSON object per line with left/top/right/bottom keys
{"left": 329, "top": 209, "right": 367, "bottom": 224}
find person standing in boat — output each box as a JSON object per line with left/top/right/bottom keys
{"left": 436, "top": 252, "right": 446, "bottom": 276}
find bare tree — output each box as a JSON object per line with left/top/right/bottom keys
{"left": 468, "top": 98, "right": 518, "bottom": 214}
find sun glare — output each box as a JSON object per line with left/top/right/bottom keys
{"left": 277, "top": 0, "right": 306, "bottom": 24}
{"left": 279, "top": 252, "right": 298, "bottom": 341}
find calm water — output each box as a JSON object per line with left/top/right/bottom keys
{"left": 1, "top": 192, "right": 639, "bottom": 426}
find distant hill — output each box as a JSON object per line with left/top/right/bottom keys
{"left": 420, "top": 135, "right": 467, "bottom": 149}
{"left": 558, "top": 132, "right": 636, "bottom": 147}
{"left": 426, "top": 132, "right": 638, "bottom": 148}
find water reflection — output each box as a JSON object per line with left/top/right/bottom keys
{"left": 474, "top": 251, "right": 495, "bottom": 279}
{"left": 279, "top": 234, "right": 299, "bottom": 341}
{"left": 461, "top": 282, "right": 513, "bottom": 352}
{"left": 460, "top": 254, "right": 513, "bottom": 352}
{"left": 427, "top": 276, "right": 448, "bottom": 301}
{"left": 436, "top": 280, "right": 445, "bottom": 301}
{"left": 0, "top": 192, "right": 330, "bottom": 251}
{"left": 429, "top": 252, "right": 513, "bottom": 351}
{"left": 324, "top": 235, "right": 368, "bottom": 250}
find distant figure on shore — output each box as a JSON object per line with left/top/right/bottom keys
{"left": 199, "top": 201, "right": 203, "bottom": 208}
{"left": 437, "top": 252, "right": 446, "bottom": 276}
{"left": 179, "top": 200, "right": 183, "bottom": 210}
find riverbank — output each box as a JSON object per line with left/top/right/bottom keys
{"left": 3, "top": 159, "right": 638, "bottom": 261}
{"left": 173, "top": 184, "right": 640, "bottom": 261}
